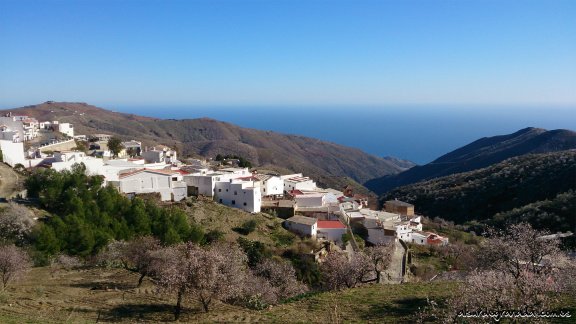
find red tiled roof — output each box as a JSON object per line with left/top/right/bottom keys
{"left": 317, "top": 220, "right": 346, "bottom": 229}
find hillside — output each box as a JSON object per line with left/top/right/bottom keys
{"left": 381, "top": 150, "right": 576, "bottom": 232}
{"left": 1, "top": 102, "right": 410, "bottom": 192}
{"left": 365, "top": 127, "right": 576, "bottom": 195}
{"left": 0, "top": 266, "right": 456, "bottom": 323}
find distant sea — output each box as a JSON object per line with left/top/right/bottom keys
{"left": 112, "top": 105, "right": 576, "bottom": 165}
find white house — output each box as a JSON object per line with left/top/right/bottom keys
{"left": 122, "top": 140, "right": 142, "bottom": 156}
{"left": 294, "top": 193, "right": 327, "bottom": 208}
{"left": 58, "top": 123, "right": 74, "bottom": 137}
{"left": 89, "top": 134, "right": 112, "bottom": 142}
{"left": 284, "top": 176, "right": 317, "bottom": 193}
{"left": 254, "top": 174, "right": 284, "bottom": 197}
{"left": 284, "top": 215, "right": 317, "bottom": 238}
{"left": 118, "top": 169, "right": 187, "bottom": 201}
{"left": 0, "top": 140, "right": 26, "bottom": 167}
{"left": 0, "top": 117, "right": 25, "bottom": 142}
{"left": 214, "top": 179, "right": 261, "bottom": 213}
{"left": 317, "top": 220, "right": 347, "bottom": 242}
{"left": 183, "top": 168, "right": 250, "bottom": 196}
{"left": 51, "top": 152, "right": 106, "bottom": 176}
{"left": 143, "top": 147, "right": 178, "bottom": 164}
{"left": 22, "top": 118, "right": 40, "bottom": 140}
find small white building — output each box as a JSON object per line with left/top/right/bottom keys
{"left": 294, "top": 193, "right": 327, "bottom": 208}
{"left": 89, "top": 134, "right": 112, "bottom": 142}
{"left": 214, "top": 179, "right": 261, "bottom": 213}
{"left": 254, "top": 174, "right": 284, "bottom": 197}
{"left": 183, "top": 168, "right": 251, "bottom": 196}
{"left": 317, "top": 220, "right": 347, "bottom": 243}
{"left": 0, "top": 139, "right": 26, "bottom": 167}
{"left": 58, "top": 123, "right": 74, "bottom": 137}
{"left": 142, "top": 148, "right": 178, "bottom": 164}
{"left": 284, "top": 176, "right": 317, "bottom": 193}
{"left": 122, "top": 140, "right": 142, "bottom": 156}
{"left": 284, "top": 215, "right": 318, "bottom": 238}
{"left": 118, "top": 169, "right": 187, "bottom": 201}
{"left": 51, "top": 152, "right": 106, "bottom": 176}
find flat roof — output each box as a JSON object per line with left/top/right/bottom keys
{"left": 286, "top": 215, "right": 318, "bottom": 226}
{"left": 385, "top": 200, "right": 414, "bottom": 208}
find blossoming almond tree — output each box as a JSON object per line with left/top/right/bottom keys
{"left": 0, "top": 244, "right": 31, "bottom": 290}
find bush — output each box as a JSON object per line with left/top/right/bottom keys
{"left": 234, "top": 219, "right": 258, "bottom": 236}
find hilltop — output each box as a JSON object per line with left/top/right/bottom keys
{"left": 381, "top": 150, "right": 576, "bottom": 232}
{"left": 366, "top": 127, "right": 576, "bottom": 195}
{"left": 1, "top": 102, "right": 411, "bottom": 192}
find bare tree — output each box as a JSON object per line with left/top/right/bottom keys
{"left": 152, "top": 242, "right": 247, "bottom": 319}
{"left": 99, "top": 236, "right": 161, "bottom": 287}
{"left": 0, "top": 244, "right": 32, "bottom": 290}
{"left": 365, "top": 243, "right": 394, "bottom": 283}
{"left": 0, "top": 203, "right": 35, "bottom": 244}
{"left": 321, "top": 251, "right": 372, "bottom": 290}
{"left": 50, "top": 253, "right": 83, "bottom": 276}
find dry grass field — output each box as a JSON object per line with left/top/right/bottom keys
{"left": 0, "top": 266, "right": 462, "bottom": 323}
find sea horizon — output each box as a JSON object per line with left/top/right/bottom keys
{"left": 107, "top": 104, "right": 576, "bottom": 165}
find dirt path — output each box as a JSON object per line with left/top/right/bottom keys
{"left": 0, "top": 163, "right": 20, "bottom": 200}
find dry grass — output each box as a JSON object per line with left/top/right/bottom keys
{"left": 186, "top": 198, "right": 297, "bottom": 247}
{"left": 0, "top": 266, "right": 459, "bottom": 323}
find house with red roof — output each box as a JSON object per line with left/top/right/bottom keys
{"left": 317, "top": 220, "right": 347, "bottom": 243}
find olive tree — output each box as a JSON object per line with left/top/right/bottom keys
{"left": 107, "top": 136, "right": 124, "bottom": 158}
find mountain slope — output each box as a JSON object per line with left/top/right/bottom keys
{"left": 381, "top": 150, "right": 576, "bottom": 232}
{"left": 1, "top": 102, "right": 409, "bottom": 191}
{"left": 365, "top": 127, "right": 576, "bottom": 194}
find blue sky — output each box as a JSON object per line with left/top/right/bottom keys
{"left": 0, "top": 0, "right": 575, "bottom": 108}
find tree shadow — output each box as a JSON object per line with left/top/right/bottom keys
{"left": 68, "top": 281, "right": 135, "bottom": 290}
{"left": 99, "top": 303, "right": 176, "bottom": 322}
{"left": 361, "top": 297, "right": 428, "bottom": 321}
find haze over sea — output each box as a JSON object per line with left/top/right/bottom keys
{"left": 112, "top": 105, "right": 576, "bottom": 165}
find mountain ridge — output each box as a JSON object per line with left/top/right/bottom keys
{"left": 380, "top": 150, "right": 576, "bottom": 232}
{"left": 1, "top": 102, "right": 410, "bottom": 193}
{"left": 365, "top": 126, "right": 576, "bottom": 195}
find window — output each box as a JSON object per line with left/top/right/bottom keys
{"left": 232, "top": 200, "right": 236, "bottom": 205}
{"left": 172, "top": 177, "right": 178, "bottom": 181}
{"left": 234, "top": 191, "right": 237, "bottom": 195}
{"left": 243, "top": 202, "right": 247, "bottom": 206}
{"left": 226, "top": 189, "right": 228, "bottom": 192}
{"left": 219, "top": 199, "right": 222, "bottom": 203}
{"left": 218, "top": 189, "right": 221, "bottom": 192}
